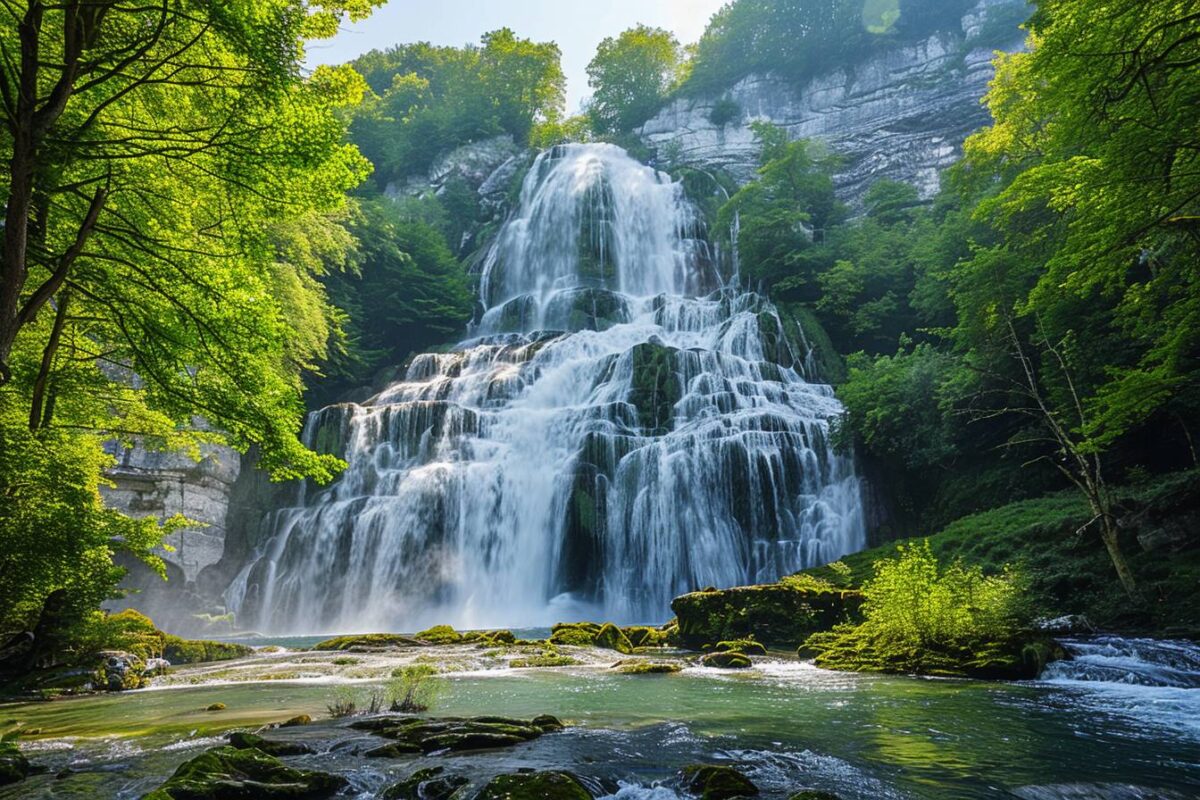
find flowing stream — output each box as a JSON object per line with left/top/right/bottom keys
{"left": 227, "top": 144, "right": 864, "bottom": 634}
{"left": 3, "top": 635, "right": 1197, "bottom": 800}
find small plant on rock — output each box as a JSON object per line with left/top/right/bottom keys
{"left": 388, "top": 664, "right": 443, "bottom": 712}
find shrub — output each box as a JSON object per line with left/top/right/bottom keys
{"left": 388, "top": 664, "right": 443, "bottom": 712}
{"left": 709, "top": 97, "right": 742, "bottom": 127}
{"left": 804, "top": 541, "right": 1038, "bottom": 678}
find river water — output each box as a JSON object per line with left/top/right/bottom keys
{"left": 2, "top": 635, "right": 1197, "bottom": 799}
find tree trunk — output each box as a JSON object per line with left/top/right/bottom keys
{"left": 29, "top": 291, "right": 69, "bottom": 430}
{"left": 1098, "top": 512, "right": 1141, "bottom": 602}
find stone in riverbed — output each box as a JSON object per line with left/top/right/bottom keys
{"left": 702, "top": 651, "right": 752, "bottom": 669}
{"left": 366, "top": 742, "right": 423, "bottom": 758}
{"left": 311, "top": 633, "right": 427, "bottom": 651}
{"left": 550, "top": 622, "right": 600, "bottom": 646}
{"left": 227, "top": 731, "right": 313, "bottom": 756}
{"left": 139, "top": 745, "right": 347, "bottom": 799}
{"left": 788, "top": 792, "right": 842, "bottom": 800}
{"left": 416, "top": 625, "right": 464, "bottom": 645}
{"left": 279, "top": 714, "right": 312, "bottom": 727}
{"left": 680, "top": 764, "right": 759, "bottom": 800}
{"left": 383, "top": 766, "right": 469, "bottom": 800}
{"left": 474, "top": 771, "right": 593, "bottom": 800}
{"left": 715, "top": 638, "right": 767, "bottom": 656}
{"left": 612, "top": 660, "right": 682, "bottom": 675}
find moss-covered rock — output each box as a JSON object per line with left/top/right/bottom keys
{"left": 0, "top": 741, "right": 30, "bottom": 786}
{"left": 612, "top": 660, "right": 682, "bottom": 675}
{"left": 139, "top": 745, "right": 347, "bottom": 799}
{"left": 417, "top": 625, "right": 465, "bottom": 645}
{"left": 279, "top": 714, "right": 311, "bottom": 727}
{"left": 227, "top": 731, "right": 313, "bottom": 756}
{"left": 352, "top": 715, "right": 562, "bottom": 756}
{"left": 594, "top": 623, "right": 634, "bottom": 654}
{"left": 550, "top": 623, "right": 599, "bottom": 646}
{"left": 311, "top": 633, "right": 426, "bottom": 651}
{"left": 366, "top": 742, "right": 423, "bottom": 758}
{"left": 788, "top": 792, "right": 842, "bottom": 800}
{"left": 679, "top": 764, "right": 759, "bottom": 800}
{"left": 621, "top": 626, "right": 671, "bottom": 648}
{"left": 475, "top": 771, "right": 593, "bottom": 800}
{"left": 510, "top": 653, "right": 578, "bottom": 668}
{"left": 803, "top": 625, "right": 1064, "bottom": 680}
{"left": 701, "top": 651, "right": 752, "bottom": 669}
{"left": 94, "top": 651, "right": 149, "bottom": 691}
{"left": 163, "top": 636, "right": 253, "bottom": 665}
{"left": 671, "top": 584, "right": 862, "bottom": 649}
{"left": 382, "top": 766, "right": 468, "bottom": 800}
{"left": 626, "top": 341, "right": 682, "bottom": 435}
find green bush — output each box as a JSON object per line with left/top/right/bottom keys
{"left": 388, "top": 664, "right": 443, "bottom": 711}
{"left": 804, "top": 541, "right": 1040, "bottom": 678}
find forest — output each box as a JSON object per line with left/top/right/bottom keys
{"left": 0, "top": 1, "right": 1197, "bottom": 798}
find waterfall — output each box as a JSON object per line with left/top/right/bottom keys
{"left": 227, "top": 143, "right": 865, "bottom": 634}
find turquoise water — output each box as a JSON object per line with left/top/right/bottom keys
{"left": 3, "top": 640, "right": 1197, "bottom": 799}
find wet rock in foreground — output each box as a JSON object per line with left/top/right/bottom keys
{"left": 351, "top": 714, "right": 564, "bottom": 755}
{"left": 140, "top": 745, "right": 347, "bottom": 799}
{"left": 680, "top": 764, "right": 760, "bottom": 800}
{"left": 474, "top": 770, "right": 593, "bottom": 800}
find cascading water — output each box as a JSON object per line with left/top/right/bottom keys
{"left": 227, "top": 143, "right": 864, "bottom": 634}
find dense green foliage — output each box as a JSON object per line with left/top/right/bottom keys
{"left": 586, "top": 26, "right": 684, "bottom": 134}
{"left": 723, "top": 0, "right": 1200, "bottom": 597}
{"left": 350, "top": 29, "right": 564, "bottom": 185}
{"left": 0, "top": 2, "right": 378, "bottom": 644}
{"left": 803, "top": 542, "right": 1045, "bottom": 678}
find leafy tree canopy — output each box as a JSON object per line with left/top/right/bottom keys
{"left": 586, "top": 25, "right": 683, "bottom": 134}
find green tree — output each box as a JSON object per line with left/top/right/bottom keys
{"left": 586, "top": 25, "right": 682, "bottom": 134}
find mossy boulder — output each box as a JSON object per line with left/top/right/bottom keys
{"left": 510, "top": 653, "right": 578, "bottom": 668}
{"left": 163, "top": 636, "right": 253, "bottom": 665}
{"left": 352, "top": 715, "right": 563, "bottom": 756}
{"left": 594, "top": 623, "right": 634, "bottom": 654}
{"left": 612, "top": 660, "right": 682, "bottom": 675}
{"left": 0, "top": 741, "right": 30, "bottom": 786}
{"left": 227, "top": 731, "right": 313, "bottom": 756}
{"left": 279, "top": 714, "right": 311, "bottom": 727}
{"left": 550, "top": 623, "right": 599, "bottom": 646}
{"left": 311, "top": 633, "right": 426, "bottom": 651}
{"left": 94, "top": 651, "right": 149, "bottom": 691}
{"left": 671, "top": 584, "right": 862, "bottom": 649}
{"left": 140, "top": 745, "right": 347, "bottom": 799}
{"left": 383, "top": 766, "right": 468, "bottom": 800}
{"left": 621, "top": 626, "right": 671, "bottom": 648}
{"left": 803, "top": 625, "right": 1063, "bottom": 680}
{"left": 679, "top": 764, "right": 759, "bottom": 800}
{"left": 701, "top": 652, "right": 752, "bottom": 669}
{"left": 417, "top": 625, "right": 465, "bottom": 645}
{"left": 475, "top": 771, "right": 593, "bottom": 800}
{"left": 788, "top": 792, "right": 842, "bottom": 800}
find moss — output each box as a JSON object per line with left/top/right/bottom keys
{"left": 416, "top": 625, "right": 464, "bottom": 645}
{"left": 622, "top": 626, "right": 671, "bottom": 648}
{"left": 701, "top": 651, "right": 752, "bottom": 669}
{"left": 475, "top": 771, "right": 592, "bottom": 800}
{"left": 311, "top": 633, "right": 425, "bottom": 651}
{"left": 353, "top": 715, "right": 561, "bottom": 756}
{"left": 594, "top": 622, "right": 635, "bottom": 654}
{"left": 163, "top": 636, "right": 253, "bottom": 664}
{"left": 671, "top": 584, "right": 863, "bottom": 649}
{"left": 774, "top": 302, "right": 846, "bottom": 384}
{"left": 279, "top": 714, "right": 311, "bottom": 727}
{"left": 140, "top": 745, "right": 347, "bottom": 799}
{"left": 510, "top": 654, "right": 578, "bottom": 668}
{"left": 204, "top": 703, "right": 225, "bottom": 712}
{"left": 788, "top": 793, "right": 842, "bottom": 800}
{"left": 803, "top": 624, "right": 1063, "bottom": 680}
{"left": 679, "top": 764, "right": 759, "bottom": 800}
{"left": 627, "top": 341, "right": 682, "bottom": 435}
{"left": 612, "top": 660, "right": 682, "bottom": 675}
{"left": 550, "top": 623, "right": 599, "bottom": 646}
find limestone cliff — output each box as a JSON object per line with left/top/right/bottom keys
{"left": 639, "top": 0, "right": 1028, "bottom": 204}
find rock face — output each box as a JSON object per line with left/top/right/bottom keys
{"left": 102, "top": 440, "right": 241, "bottom": 635}
{"left": 639, "top": 0, "right": 1028, "bottom": 205}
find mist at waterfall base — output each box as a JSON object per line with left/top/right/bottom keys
{"left": 226, "top": 143, "right": 865, "bottom": 635}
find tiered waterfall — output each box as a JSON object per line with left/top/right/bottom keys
{"left": 227, "top": 143, "right": 865, "bottom": 633}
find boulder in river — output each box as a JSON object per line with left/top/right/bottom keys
{"left": 94, "top": 651, "right": 149, "bottom": 691}
{"left": 0, "top": 741, "right": 31, "bottom": 786}
{"left": 351, "top": 715, "right": 564, "bottom": 755}
{"left": 702, "top": 651, "right": 752, "bottom": 669}
{"left": 474, "top": 771, "right": 593, "bottom": 800}
{"left": 672, "top": 584, "right": 862, "bottom": 650}
{"left": 227, "top": 731, "right": 313, "bottom": 756}
{"left": 594, "top": 623, "right": 634, "bottom": 654}
{"left": 140, "top": 745, "right": 347, "bottom": 799}
{"left": 679, "top": 764, "right": 759, "bottom": 800}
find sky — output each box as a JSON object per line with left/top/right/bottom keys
{"left": 306, "top": 0, "right": 728, "bottom": 113}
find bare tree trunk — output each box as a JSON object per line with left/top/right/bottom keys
{"left": 29, "top": 291, "right": 69, "bottom": 430}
